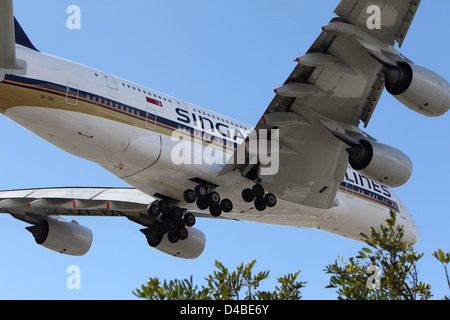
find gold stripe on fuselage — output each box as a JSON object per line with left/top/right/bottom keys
{"left": 0, "top": 78, "right": 237, "bottom": 153}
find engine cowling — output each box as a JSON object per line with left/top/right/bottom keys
{"left": 26, "top": 217, "right": 93, "bottom": 256}
{"left": 347, "top": 140, "right": 412, "bottom": 188}
{"left": 384, "top": 62, "right": 450, "bottom": 117}
{"left": 152, "top": 227, "right": 206, "bottom": 259}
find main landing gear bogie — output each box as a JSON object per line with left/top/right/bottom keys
{"left": 183, "top": 185, "right": 233, "bottom": 217}
{"left": 242, "top": 184, "right": 277, "bottom": 212}
{"left": 144, "top": 200, "right": 197, "bottom": 246}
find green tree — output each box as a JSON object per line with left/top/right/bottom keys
{"left": 433, "top": 249, "right": 450, "bottom": 299}
{"left": 324, "top": 211, "right": 432, "bottom": 300}
{"left": 134, "top": 211, "right": 449, "bottom": 300}
{"left": 133, "top": 260, "right": 306, "bottom": 300}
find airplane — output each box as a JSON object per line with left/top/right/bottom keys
{"left": 0, "top": 0, "right": 448, "bottom": 259}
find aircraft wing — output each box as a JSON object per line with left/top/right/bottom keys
{"left": 221, "top": 0, "right": 421, "bottom": 209}
{"left": 335, "top": 0, "right": 421, "bottom": 48}
{"left": 0, "top": 187, "right": 228, "bottom": 227}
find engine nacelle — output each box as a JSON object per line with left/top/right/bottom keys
{"left": 26, "top": 217, "right": 93, "bottom": 256}
{"left": 153, "top": 227, "right": 206, "bottom": 259}
{"left": 347, "top": 140, "right": 412, "bottom": 188}
{"left": 384, "top": 62, "right": 450, "bottom": 117}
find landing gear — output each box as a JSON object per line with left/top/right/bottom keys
{"left": 242, "top": 184, "right": 277, "bottom": 212}
{"left": 144, "top": 200, "right": 197, "bottom": 245}
{"left": 184, "top": 185, "right": 233, "bottom": 217}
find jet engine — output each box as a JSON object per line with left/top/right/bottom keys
{"left": 147, "top": 226, "right": 206, "bottom": 259}
{"left": 384, "top": 62, "right": 450, "bottom": 117}
{"left": 26, "top": 217, "right": 93, "bottom": 256}
{"left": 347, "top": 140, "right": 412, "bottom": 188}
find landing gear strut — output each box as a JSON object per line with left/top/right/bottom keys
{"left": 183, "top": 185, "right": 233, "bottom": 217}
{"left": 242, "top": 184, "right": 277, "bottom": 212}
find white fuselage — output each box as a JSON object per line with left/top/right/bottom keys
{"left": 0, "top": 46, "right": 420, "bottom": 244}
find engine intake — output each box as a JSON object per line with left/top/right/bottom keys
{"left": 347, "top": 140, "right": 412, "bottom": 188}
{"left": 26, "top": 217, "right": 93, "bottom": 256}
{"left": 384, "top": 62, "right": 450, "bottom": 117}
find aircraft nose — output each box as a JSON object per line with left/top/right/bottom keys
{"left": 404, "top": 220, "right": 420, "bottom": 245}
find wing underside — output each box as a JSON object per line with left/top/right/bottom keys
{"left": 335, "top": 0, "right": 421, "bottom": 48}
{"left": 221, "top": 0, "right": 422, "bottom": 209}
{"left": 0, "top": 187, "right": 231, "bottom": 227}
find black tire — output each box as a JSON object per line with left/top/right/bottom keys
{"left": 156, "top": 222, "right": 167, "bottom": 235}
{"left": 207, "top": 191, "right": 221, "bottom": 206}
{"left": 194, "top": 185, "right": 208, "bottom": 199}
{"left": 254, "top": 198, "right": 267, "bottom": 212}
{"left": 166, "top": 219, "right": 177, "bottom": 231}
{"left": 167, "top": 231, "right": 179, "bottom": 243}
{"left": 170, "top": 206, "right": 183, "bottom": 220}
{"left": 176, "top": 218, "right": 186, "bottom": 230}
{"left": 252, "top": 184, "right": 265, "bottom": 199}
{"left": 220, "top": 198, "right": 233, "bottom": 213}
{"left": 196, "top": 198, "right": 209, "bottom": 210}
{"left": 183, "top": 189, "right": 196, "bottom": 203}
{"left": 160, "top": 212, "right": 171, "bottom": 224}
{"left": 147, "top": 203, "right": 160, "bottom": 217}
{"left": 158, "top": 200, "right": 171, "bottom": 214}
{"left": 264, "top": 193, "right": 277, "bottom": 208}
{"left": 242, "top": 188, "right": 254, "bottom": 203}
{"left": 209, "top": 205, "right": 222, "bottom": 217}
{"left": 183, "top": 212, "right": 196, "bottom": 227}
{"left": 178, "top": 228, "right": 189, "bottom": 241}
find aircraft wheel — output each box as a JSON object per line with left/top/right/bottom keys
{"left": 156, "top": 222, "right": 167, "bottom": 235}
{"left": 207, "top": 191, "right": 221, "bottom": 206}
{"left": 147, "top": 202, "right": 160, "bottom": 217}
{"left": 209, "top": 205, "right": 222, "bottom": 217}
{"left": 220, "top": 198, "right": 233, "bottom": 213}
{"left": 167, "top": 231, "right": 179, "bottom": 243}
{"left": 183, "top": 212, "right": 196, "bottom": 227}
{"left": 170, "top": 206, "right": 183, "bottom": 220}
{"left": 252, "top": 184, "right": 265, "bottom": 199}
{"left": 158, "top": 200, "right": 171, "bottom": 214}
{"left": 183, "top": 189, "right": 196, "bottom": 203}
{"left": 178, "top": 228, "right": 189, "bottom": 241}
{"left": 194, "top": 185, "right": 208, "bottom": 199}
{"left": 242, "top": 188, "right": 254, "bottom": 203}
{"left": 264, "top": 193, "right": 277, "bottom": 208}
{"left": 254, "top": 198, "right": 267, "bottom": 212}
{"left": 196, "top": 198, "right": 209, "bottom": 210}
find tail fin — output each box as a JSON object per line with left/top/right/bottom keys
{"left": 14, "top": 17, "right": 39, "bottom": 52}
{"left": 0, "top": 0, "right": 37, "bottom": 69}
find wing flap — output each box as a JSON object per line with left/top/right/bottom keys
{"left": 259, "top": 107, "right": 349, "bottom": 209}
{"left": 0, "top": 188, "right": 155, "bottom": 217}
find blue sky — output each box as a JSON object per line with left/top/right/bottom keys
{"left": 0, "top": 0, "right": 448, "bottom": 300}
